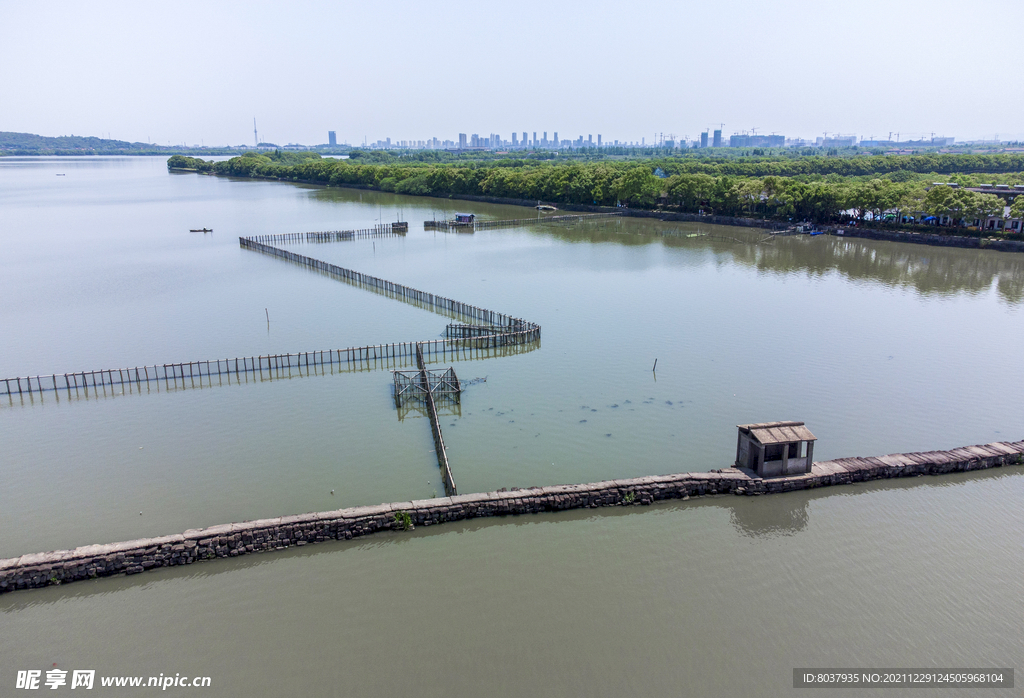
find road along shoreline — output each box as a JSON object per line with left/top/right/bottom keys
{"left": 3, "top": 439, "right": 1021, "bottom": 594}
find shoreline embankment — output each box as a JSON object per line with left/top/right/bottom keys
{"left": 170, "top": 169, "right": 1024, "bottom": 254}
{"left": 3, "top": 439, "right": 1021, "bottom": 594}
{"left": 432, "top": 194, "right": 1024, "bottom": 252}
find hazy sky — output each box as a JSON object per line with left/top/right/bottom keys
{"left": 3, "top": 0, "right": 1022, "bottom": 146}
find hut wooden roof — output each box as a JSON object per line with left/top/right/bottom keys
{"left": 738, "top": 421, "right": 816, "bottom": 445}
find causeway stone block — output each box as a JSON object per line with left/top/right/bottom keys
{"left": 880, "top": 450, "right": 921, "bottom": 466}
{"left": 984, "top": 442, "right": 1018, "bottom": 456}
{"left": 409, "top": 498, "right": 451, "bottom": 509}
{"left": 810, "top": 462, "right": 846, "bottom": 477}
{"left": 341, "top": 505, "right": 390, "bottom": 519}
{"left": 195, "top": 524, "right": 235, "bottom": 537}
{"left": 278, "top": 514, "right": 318, "bottom": 526}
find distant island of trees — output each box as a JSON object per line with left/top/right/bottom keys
{"left": 0, "top": 132, "right": 250, "bottom": 157}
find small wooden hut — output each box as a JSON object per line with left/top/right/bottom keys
{"left": 736, "top": 421, "right": 816, "bottom": 476}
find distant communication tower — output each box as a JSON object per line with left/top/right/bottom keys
{"left": 253, "top": 118, "right": 258, "bottom": 148}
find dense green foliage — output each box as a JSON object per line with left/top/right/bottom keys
{"left": 654, "top": 153, "right": 1024, "bottom": 178}
{"left": 1012, "top": 195, "right": 1024, "bottom": 219}
{"left": 169, "top": 153, "right": 1023, "bottom": 231}
{"left": 297, "top": 147, "right": 1024, "bottom": 178}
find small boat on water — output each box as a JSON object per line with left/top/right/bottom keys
{"left": 536, "top": 204, "right": 558, "bottom": 212}
{"left": 189, "top": 228, "right": 213, "bottom": 233}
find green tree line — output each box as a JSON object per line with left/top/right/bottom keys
{"left": 168, "top": 154, "right": 1022, "bottom": 231}
{"left": 656, "top": 153, "right": 1024, "bottom": 177}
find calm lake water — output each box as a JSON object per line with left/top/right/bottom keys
{"left": 1, "top": 156, "right": 1022, "bottom": 696}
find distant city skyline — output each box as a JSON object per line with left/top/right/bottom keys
{"left": 20, "top": 126, "right": 1000, "bottom": 152}
{"left": 2, "top": 1, "right": 1022, "bottom": 147}
{"left": 261, "top": 129, "right": 975, "bottom": 152}
{"left": 13, "top": 121, "right": 1001, "bottom": 153}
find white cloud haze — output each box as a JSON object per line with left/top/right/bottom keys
{"left": 2, "top": 0, "right": 1022, "bottom": 146}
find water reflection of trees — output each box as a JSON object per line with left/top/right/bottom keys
{"left": 297, "top": 188, "right": 1024, "bottom": 304}
{"left": 544, "top": 219, "right": 1024, "bottom": 305}
{"left": 731, "top": 237, "right": 1024, "bottom": 304}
